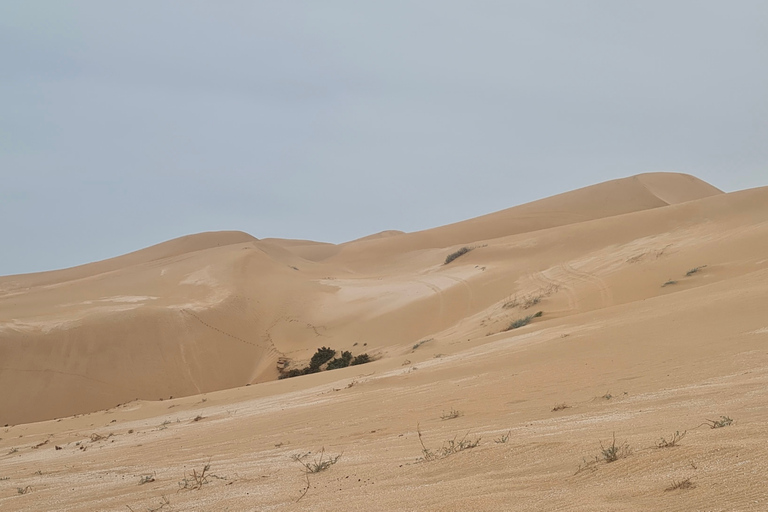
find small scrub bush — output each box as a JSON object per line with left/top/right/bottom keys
{"left": 706, "top": 416, "right": 733, "bottom": 429}
{"left": 657, "top": 430, "right": 686, "bottom": 448}
{"left": 440, "top": 408, "right": 461, "bottom": 420}
{"left": 552, "top": 403, "right": 570, "bottom": 412}
{"left": 600, "top": 433, "right": 631, "bottom": 463}
{"left": 494, "top": 430, "right": 511, "bottom": 444}
{"left": 662, "top": 279, "right": 677, "bottom": 287}
{"left": 292, "top": 448, "right": 341, "bottom": 473}
{"left": 412, "top": 338, "right": 433, "bottom": 351}
{"left": 665, "top": 478, "right": 695, "bottom": 491}
{"left": 505, "top": 311, "right": 543, "bottom": 331}
{"left": 178, "top": 463, "right": 210, "bottom": 491}
{"left": 444, "top": 247, "right": 473, "bottom": 265}
{"left": 417, "top": 424, "right": 480, "bottom": 462}
{"left": 685, "top": 265, "right": 706, "bottom": 277}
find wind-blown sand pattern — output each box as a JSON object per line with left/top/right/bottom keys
{"left": 2, "top": 173, "right": 768, "bottom": 510}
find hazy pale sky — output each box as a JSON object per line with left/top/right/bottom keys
{"left": 1, "top": 1, "right": 766, "bottom": 275}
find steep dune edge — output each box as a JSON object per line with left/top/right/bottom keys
{"left": 0, "top": 231, "right": 257, "bottom": 290}
{"left": 0, "top": 242, "right": 307, "bottom": 425}
{"left": 635, "top": 172, "right": 723, "bottom": 204}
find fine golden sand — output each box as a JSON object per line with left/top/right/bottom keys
{"left": 2, "top": 172, "right": 767, "bottom": 510}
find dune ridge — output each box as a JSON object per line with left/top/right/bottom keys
{"left": 0, "top": 172, "right": 738, "bottom": 426}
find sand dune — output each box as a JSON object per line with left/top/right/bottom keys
{"left": 2, "top": 172, "right": 768, "bottom": 511}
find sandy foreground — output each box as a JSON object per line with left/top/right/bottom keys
{"left": 1, "top": 172, "right": 768, "bottom": 510}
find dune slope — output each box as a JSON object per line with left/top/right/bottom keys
{"left": 0, "top": 172, "right": 736, "bottom": 428}
{"left": 3, "top": 173, "right": 768, "bottom": 511}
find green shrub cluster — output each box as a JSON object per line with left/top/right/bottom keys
{"left": 279, "top": 347, "right": 371, "bottom": 379}
{"left": 444, "top": 246, "right": 472, "bottom": 265}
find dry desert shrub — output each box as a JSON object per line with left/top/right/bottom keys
{"left": 505, "top": 311, "right": 543, "bottom": 331}
{"left": 665, "top": 477, "right": 695, "bottom": 491}
{"left": 292, "top": 448, "right": 341, "bottom": 474}
{"left": 600, "top": 433, "right": 631, "bottom": 463}
{"left": 440, "top": 408, "right": 461, "bottom": 420}
{"left": 657, "top": 430, "right": 686, "bottom": 448}
{"left": 503, "top": 284, "right": 560, "bottom": 310}
{"left": 494, "top": 430, "right": 511, "bottom": 444}
{"left": 706, "top": 416, "right": 733, "bottom": 428}
{"left": 412, "top": 338, "right": 433, "bottom": 351}
{"left": 685, "top": 265, "right": 706, "bottom": 276}
{"left": 178, "top": 462, "right": 210, "bottom": 491}
{"left": 552, "top": 403, "right": 570, "bottom": 412}
{"left": 417, "top": 424, "right": 480, "bottom": 462}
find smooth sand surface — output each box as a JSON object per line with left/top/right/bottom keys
{"left": 2, "top": 172, "right": 768, "bottom": 510}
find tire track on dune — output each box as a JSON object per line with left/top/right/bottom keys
{"left": 442, "top": 275, "right": 475, "bottom": 317}
{"left": 531, "top": 267, "right": 577, "bottom": 311}
{"left": 529, "top": 263, "right": 613, "bottom": 313}
{"left": 560, "top": 262, "right": 614, "bottom": 309}
{"left": 415, "top": 279, "right": 445, "bottom": 320}
{"left": 181, "top": 309, "right": 258, "bottom": 348}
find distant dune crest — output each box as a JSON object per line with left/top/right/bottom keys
{"left": 2, "top": 172, "right": 756, "bottom": 425}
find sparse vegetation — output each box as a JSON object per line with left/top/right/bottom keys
{"left": 685, "top": 265, "right": 706, "bottom": 276}
{"left": 662, "top": 279, "right": 677, "bottom": 287}
{"left": 444, "top": 246, "right": 473, "bottom": 265}
{"left": 292, "top": 448, "right": 341, "bottom": 473}
{"left": 552, "top": 403, "right": 570, "bottom": 412}
{"left": 600, "top": 433, "right": 631, "bottom": 463}
{"left": 143, "top": 495, "right": 171, "bottom": 512}
{"left": 139, "top": 474, "right": 156, "bottom": 485}
{"left": 494, "top": 430, "right": 511, "bottom": 444}
{"left": 657, "top": 430, "right": 686, "bottom": 448}
{"left": 417, "top": 424, "right": 481, "bottom": 462}
{"left": 412, "top": 338, "right": 433, "bottom": 351}
{"left": 17, "top": 486, "right": 31, "bottom": 495}
{"left": 665, "top": 478, "right": 695, "bottom": 491}
{"left": 706, "top": 416, "right": 733, "bottom": 429}
{"left": 178, "top": 462, "right": 211, "bottom": 491}
{"left": 440, "top": 408, "right": 461, "bottom": 420}
{"left": 601, "top": 392, "right": 613, "bottom": 400}
{"left": 505, "top": 311, "right": 543, "bottom": 331}
{"left": 503, "top": 285, "right": 560, "bottom": 310}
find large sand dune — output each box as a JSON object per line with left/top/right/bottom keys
{"left": 2, "top": 172, "right": 768, "bottom": 511}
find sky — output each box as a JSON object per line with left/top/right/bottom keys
{"left": 1, "top": 1, "right": 767, "bottom": 275}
